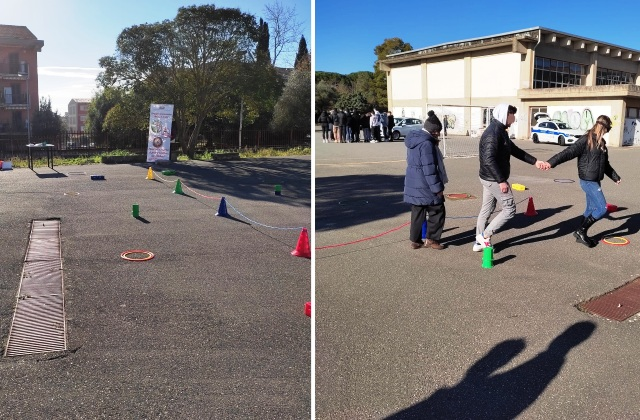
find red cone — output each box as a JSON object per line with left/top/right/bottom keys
{"left": 291, "top": 227, "right": 311, "bottom": 258}
{"left": 304, "top": 301, "right": 311, "bottom": 317}
{"left": 525, "top": 196, "right": 538, "bottom": 216}
{"left": 606, "top": 203, "right": 618, "bottom": 213}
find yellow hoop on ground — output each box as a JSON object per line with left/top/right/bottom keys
{"left": 602, "top": 237, "right": 629, "bottom": 246}
{"left": 121, "top": 250, "right": 155, "bottom": 261}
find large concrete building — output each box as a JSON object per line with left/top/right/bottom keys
{"left": 381, "top": 27, "right": 640, "bottom": 147}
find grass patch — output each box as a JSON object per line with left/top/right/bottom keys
{"left": 239, "top": 147, "right": 311, "bottom": 158}
{"left": 6, "top": 147, "right": 310, "bottom": 167}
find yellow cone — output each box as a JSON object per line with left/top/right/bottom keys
{"left": 145, "top": 167, "right": 154, "bottom": 180}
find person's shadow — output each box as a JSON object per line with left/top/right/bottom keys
{"left": 385, "top": 321, "right": 596, "bottom": 419}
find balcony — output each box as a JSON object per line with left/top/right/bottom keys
{"left": 0, "top": 62, "right": 29, "bottom": 79}
{"left": 0, "top": 92, "right": 28, "bottom": 109}
{"left": 0, "top": 120, "right": 27, "bottom": 134}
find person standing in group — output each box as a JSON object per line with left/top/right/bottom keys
{"left": 361, "top": 112, "right": 372, "bottom": 142}
{"left": 387, "top": 110, "right": 395, "bottom": 141}
{"left": 345, "top": 110, "right": 353, "bottom": 142}
{"left": 381, "top": 111, "right": 388, "bottom": 141}
{"left": 335, "top": 109, "right": 346, "bottom": 143}
{"left": 371, "top": 109, "right": 382, "bottom": 143}
{"left": 318, "top": 110, "right": 330, "bottom": 143}
{"left": 330, "top": 109, "right": 339, "bottom": 143}
{"left": 350, "top": 110, "right": 361, "bottom": 142}
{"left": 404, "top": 110, "right": 448, "bottom": 250}
{"left": 544, "top": 115, "right": 621, "bottom": 247}
{"left": 474, "top": 104, "right": 550, "bottom": 251}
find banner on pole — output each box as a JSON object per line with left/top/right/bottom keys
{"left": 147, "top": 104, "right": 174, "bottom": 163}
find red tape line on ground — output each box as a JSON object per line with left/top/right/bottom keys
{"left": 315, "top": 222, "right": 410, "bottom": 250}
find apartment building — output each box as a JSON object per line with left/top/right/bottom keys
{"left": 0, "top": 24, "right": 43, "bottom": 139}
{"left": 381, "top": 27, "right": 640, "bottom": 147}
{"left": 67, "top": 98, "right": 91, "bottom": 132}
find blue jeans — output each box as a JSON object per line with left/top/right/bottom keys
{"left": 580, "top": 179, "right": 607, "bottom": 220}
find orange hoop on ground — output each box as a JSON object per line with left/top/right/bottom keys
{"left": 121, "top": 250, "right": 155, "bottom": 261}
{"left": 601, "top": 237, "right": 629, "bottom": 246}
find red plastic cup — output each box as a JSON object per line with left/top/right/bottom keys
{"left": 304, "top": 301, "right": 311, "bottom": 317}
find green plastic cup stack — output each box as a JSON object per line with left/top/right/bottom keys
{"left": 275, "top": 184, "right": 282, "bottom": 195}
{"left": 482, "top": 246, "right": 494, "bottom": 269}
{"left": 132, "top": 203, "right": 140, "bottom": 218}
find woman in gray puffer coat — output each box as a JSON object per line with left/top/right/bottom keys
{"left": 547, "top": 114, "right": 621, "bottom": 247}
{"left": 404, "top": 111, "right": 448, "bottom": 250}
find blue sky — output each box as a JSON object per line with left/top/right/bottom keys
{"left": 3, "top": 0, "right": 310, "bottom": 114}
{"left": 315, "top": 0, "right": 640, "bottom": 75}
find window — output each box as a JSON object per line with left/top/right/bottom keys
{"left": 596, "top": 67, "right": 635, "bottom": 85}
{"left": 533, "top": 57, "right": 585, "bottom": 88}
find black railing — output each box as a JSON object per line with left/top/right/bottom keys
{"left": 0, "top": 92, "right": 28, "bottom": 106}
{"left": 0, "top": 128, "right": 310, "bottom": 159}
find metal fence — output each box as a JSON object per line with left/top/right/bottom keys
{"left": 0, "top": 128, "right": 310, "bottom": 160}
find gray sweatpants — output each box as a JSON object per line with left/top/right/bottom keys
{"left": 476, "top": 177, "right": 516, "bottom": 238}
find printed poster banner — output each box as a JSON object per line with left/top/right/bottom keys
{"left": 147, "top": 104, "right": 174, "bottom": 163}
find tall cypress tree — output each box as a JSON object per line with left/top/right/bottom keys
{"left": 294, "top": 35, "right": 308, "bottom": 69}
{"left": 256, "top": 18, "right": 271, "bottom": 64}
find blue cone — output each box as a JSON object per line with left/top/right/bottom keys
{"left": 422, "top": 220, "right": 428, "bottom": 240}
{"left": 216, "top": 197, "right": 228, "bottom": 217}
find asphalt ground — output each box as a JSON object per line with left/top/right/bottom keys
{"left": 0, "top": 157, "right": 311, "bottom": 418}
{"left": 315, "top": 133, "right": 640, "bottom": 419}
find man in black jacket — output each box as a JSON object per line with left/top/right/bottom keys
{"left": 473, "top": 104, "right": 549, "bottom": 251}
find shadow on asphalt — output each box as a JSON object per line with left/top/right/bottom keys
{"left": 316, "top": 174, "right": 406, "bottom": 231}
{"left": 385, "top": 321, "right": 596, "bottom": 419}
{"left": 124, "top": 158, "right": 311, "bottom": 207}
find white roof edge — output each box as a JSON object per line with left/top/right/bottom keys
{"left": 387, "top": 26, "right": 640, "bottom": 58}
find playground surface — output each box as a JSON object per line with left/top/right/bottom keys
{"left": 0, "top": 157, "right": 311, "bottom": 418}
{"left": 315, "top": 134, "right": 640, "bottom": 419}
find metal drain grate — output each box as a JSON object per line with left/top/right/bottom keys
{"left": 577, "top": 277, "right": 640, "bottom": 321}
{"left": 5, "top": 219, "right": 67, "bottom": 357}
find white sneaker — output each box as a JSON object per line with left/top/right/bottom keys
{"left": 474, "top": 233, "right": 491, "bottom": 251}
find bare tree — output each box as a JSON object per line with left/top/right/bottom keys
{"left": 263, "top": 0, "right": 303, "bottom": 67}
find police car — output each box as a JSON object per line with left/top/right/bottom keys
{"left": 531, "top": 119, "right": 584, "bottom": 146}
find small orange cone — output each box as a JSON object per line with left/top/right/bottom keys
{"left": 145, "top": 167, "right": 154, "bottom": 180}
{"left": 291, "top": 227, "right": 311, "bottom": 258}
{"left": 525, "top": 196, "right": 538, "bottom": 216}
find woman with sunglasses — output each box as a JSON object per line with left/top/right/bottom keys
{"left": 545, "top": 115, "right": 622, "bottom": 247}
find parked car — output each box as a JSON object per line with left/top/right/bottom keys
{"left": 391, "top": 117, "right": 423, "bottom": 140}
{"left": 531, "top": 119, "right": 584, "bottom": 146}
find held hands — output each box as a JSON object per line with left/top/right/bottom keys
{"left": 535, "top": 160, "right": 551, "bottom": 170}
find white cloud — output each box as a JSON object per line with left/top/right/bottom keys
{"left": 38, "top": 66, "right": 102, "bottom": 79}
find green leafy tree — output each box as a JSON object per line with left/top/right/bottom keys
{"left": 31, "top": 96, "right": 63, "bottom": 137}
{"left": 271, "top": 54, "right": 310, "bottom": 130}
{"left": 294, "top": 35, "right": 308, "bottom": 69}
{"left": 86, "top": 87, "right": 124, "bottom": 133}
{"left": 315, "top": 79, "right": 338, "bottom": 114}
{"left": 335, "top": 92, "right": 368, "bottom": 113}
{"left": 98, "top": 5, "right": 258, "bottom": 157}
{"left": 372, "top": 38, "right": 413, "bottom": 108}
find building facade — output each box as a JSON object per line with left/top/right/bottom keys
{"left": 381, "top": 27, "right": 640, "bottom": 147}
{"left": 0, "top": 25, "right": 43, "bottom": 140}
{"left": 67, "top": 98, "right": 91, "bottom": 132}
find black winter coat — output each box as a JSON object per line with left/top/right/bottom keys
{"left": 547, "top": 134, "right": 620, "bottom": 182}
{"left": 479, "top": 120, "right": 536, "bottom": 183}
